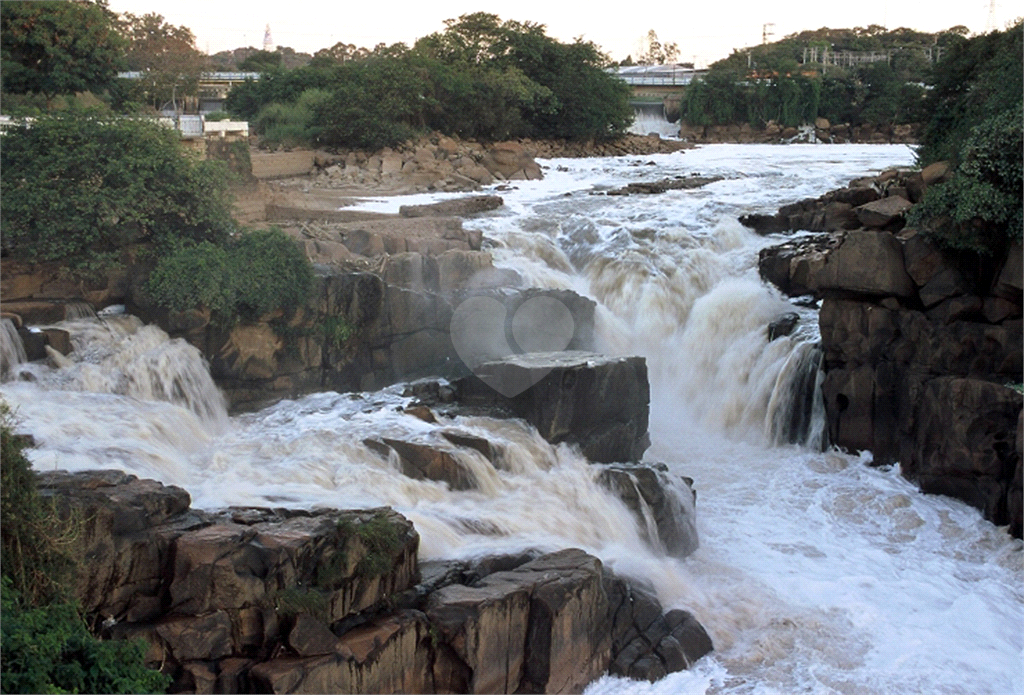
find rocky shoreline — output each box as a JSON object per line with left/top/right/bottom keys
{"left": 679, "top": 118, "right": 921, "bottom": 145}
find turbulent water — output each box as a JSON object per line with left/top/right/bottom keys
{"left": 627, "top": 103, "right": 680, "bottom": 138}
{"left": 2, "top": 144, "right": 1021, "bottom": 694}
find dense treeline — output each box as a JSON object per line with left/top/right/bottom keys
{"left": 681, "top": 25, "right": 971, "bottom": 128}
{"left": 225, "top": 13, "right": 632, "bottom": 148}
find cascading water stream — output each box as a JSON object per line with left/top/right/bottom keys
{"left": 0, "top": 318, "right": 27, "bottom": 379}
{"left": 1, "top": 145, "right": 1019, "bottom": 694}
{"left": 627, "top": 102, "right": 680, "bottom": 138}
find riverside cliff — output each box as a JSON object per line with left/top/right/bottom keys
{"left": 755, "top": 167, "right": 1023, "bottom": 536}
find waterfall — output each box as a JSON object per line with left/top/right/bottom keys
{"left": 766, "top": 342, "right": 828, "bottom": 448}
{"left": 627, "top": 102, "right": 679, "bottom": 138}
{"left": 20, "top": 315, "right": 227, "bottom": 429}
{"left": 64, "top": 301, "right": 97, "bottom": 320}
{"left": 4, "top": 145, "right": 1020, "bottom": 695}
{"left": 0, "top": 318, "right": 27, "bottom": 380}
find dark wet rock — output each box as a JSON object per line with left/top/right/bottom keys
{"left": 607, "top": 176, "right": 723, "bottom": 196}
{"left": 454, "top": 351, "right": 650, "bottom": 463}
{"left": 758, "top": 233, "right": 840, "bottom": 297}
{"left": 767, "top": 312, "right": 800, "bottom": 341}
{"left": 597, "top": 462, "right": 699, "bottom": 558}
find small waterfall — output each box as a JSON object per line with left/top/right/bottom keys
{"left": 64, "top": 301, "right": 97, "bottom": 320}
{"left": 26, "top": 315, "right": 228, "bottom": 429}
{"left": 0, "top": 319, "right": 27, "bottom": 380}
{"left": 627, "top": 103, "right": 679, "bottom": 138}
{"left": 766, "top": 342, "right": 828, "bottom": 448}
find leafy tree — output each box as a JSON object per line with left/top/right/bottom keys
{"left": 0, "top": 114, "right": 234, "bottom": 266}
{"left": 237, "top": 49, "right": 282, "bottom": 72}
{"left": 310, "top": 42, "right": 370, "bottom": 68}
{"left": 0, "top": 0, "right": 127, "bottom": 109}
{"left": 910, "top": 106, "right": 1023, "bottom": 255}
{"left": 118, "top": 12, "right": 208, "bottom": 111}
{"left": 917, "top": 22, "right": 1023, "bottom": 164}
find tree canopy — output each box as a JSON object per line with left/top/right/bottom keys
{"left": 118, "top": 12, "right": 208, "bottom": 110}
{"left": 226, "top": 13, "right": 631, "bottom": 147}
{"left": 0, "top": 0, "right": 126, "bottom": 106}
{"left": 0, "top": 114, "right": 234, "bottom": 265}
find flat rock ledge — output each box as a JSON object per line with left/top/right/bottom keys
{"left": 38, "top": 470, "right": 713, "bottom": 694}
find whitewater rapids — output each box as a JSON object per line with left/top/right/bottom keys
{"left": 2, "top": 144, "right": 1020, "bottom": 694}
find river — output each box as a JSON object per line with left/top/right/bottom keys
{"left": 2, "top": 144, "right": 1020, "bottom": 694}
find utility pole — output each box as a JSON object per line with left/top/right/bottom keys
{"left": 762, "top": 23, "right": 775, "bottom": 45}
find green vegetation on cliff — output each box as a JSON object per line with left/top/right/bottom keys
{"left": 145, "top": 228, "right": 314, "bottom": 323}
{"left": 0, "top": 409, "right": 170, "bottom": 694}
{"left": 225, "top": 12, "right": 631, "bottom": 147}
{"left": 909, "top": 23, "right": 1023, "bottom": 256}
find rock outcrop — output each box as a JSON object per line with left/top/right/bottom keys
{"left": 597, "top": 463, "right": 699, "bottom": 557}
{"left": 36, "top": 471, "right": 713, "bottom": 694}
{"left": 756, "top": 172, "right": 1023, "bottom": 535}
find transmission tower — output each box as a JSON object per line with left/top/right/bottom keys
{"left": 263, "top": 24, "right": 274, "bottom": 52}
{"left": 762, "top": 23, "right": 775, "bottom": 45}
{"left": 985, "top": 0, "right": 998, "bottom": 32}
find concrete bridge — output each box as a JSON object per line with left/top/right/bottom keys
{"left": 611, "top": 65, "right": 707, "bottom": 119}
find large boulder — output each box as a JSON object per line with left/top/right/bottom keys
{"left": 36, "top": 470, "right": 199, "bottom": 620}
{"left": 758, "top": 234, "right": 840, "bottom": 297}
{"left": 250, "top": 610, "right": 434, "bottom": 694}
{"left": 168, "top": 508, "right": 419, "bottom": 621}
{"left": 808, "top": 230, "right": 917, "bottom": 299}
{"left": 455, "top": 352, "right": 650, "bottom": 463}
{"left": 854, "top": 195, "right": 912, "bottom": 229}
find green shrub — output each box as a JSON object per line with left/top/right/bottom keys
{"left": 910, "top": 107, "right": 1023, "bottom": 255}
{"left": 1, "top": 580, "right": 171, "bottom": 694}
{"left": 0, "top": 408, "right": 170, "bottom": 694}
{"left": 230, "top": 228, "right": 314, "bottom": 319}
{"left": 204, "top": 110, "right": 231, "bottom": 121}
{"left": 353, "top": 513, "right": 403, "bottom": 577}
{"left": 146, "top": 228, "right": 314, "bottom": 322}
{"left": 143, "top": 242, "right": 235, "bottom": 316}
{"left": 0, "top": 114, "right": 234, "bottom": 266}
{"left": 269, "top": 586, "right": 329, "bottom": 619}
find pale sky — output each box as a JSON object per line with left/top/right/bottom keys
{"left": 105, "top": 0, "right": 1018, "bottom": 68}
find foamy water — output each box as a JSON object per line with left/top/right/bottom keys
{"left": 2, "top": 144, "right": 1020, "bottom": 694}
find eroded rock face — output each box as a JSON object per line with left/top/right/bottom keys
{"left": 39, "top": 471, "right": 713, "bottom": 694}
